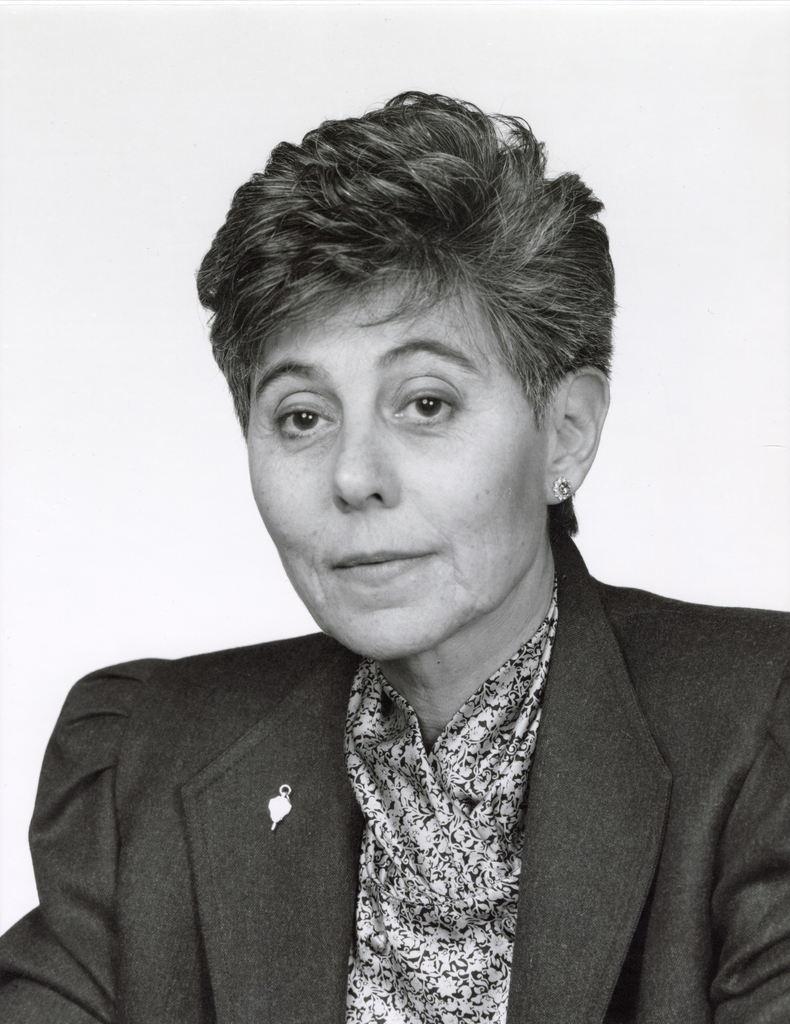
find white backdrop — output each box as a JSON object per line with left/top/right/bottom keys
{"left": 1, "top": 3, "right": 788, "bottom": 931}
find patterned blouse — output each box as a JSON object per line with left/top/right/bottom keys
{"left": 344, "top": 588, "right": 558, "bottom": 1024}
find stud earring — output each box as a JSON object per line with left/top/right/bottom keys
{"left": 552, "top": 477, "right": 573, "bottom": 502}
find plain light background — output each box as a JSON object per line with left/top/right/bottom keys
{"left": 1, "top": 3, "right": 788, "bottom": 931}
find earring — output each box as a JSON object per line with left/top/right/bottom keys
{"left": 552, "top": 477, "right": 573, "bottom": 502}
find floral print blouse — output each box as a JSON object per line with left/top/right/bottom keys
{"left": 344, "top": 588, "right": 558, "bottom": 1024}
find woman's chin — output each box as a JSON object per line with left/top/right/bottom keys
{"left": 315, "top": 606, "right": 456, "bottom": 663}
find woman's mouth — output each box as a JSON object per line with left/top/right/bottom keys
{"left": 333, "top": 551, "right": 433, "bottom": 583}
{"left": 335, "top": 551, "right": 428, "bottom": 568}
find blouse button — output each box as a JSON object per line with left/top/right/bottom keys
{"left": 369, "top": 932, "right": 388, "bottom": 954}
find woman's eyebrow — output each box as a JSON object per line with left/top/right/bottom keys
{"left": 254, "top": 361, "right": 325, "bottom": 400}
{"left": 378, "top": 339, "right": 482, "bottom": 375}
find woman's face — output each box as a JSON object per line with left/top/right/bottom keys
{"left": 247, "top": 292, "right": 555, "bottom": 664}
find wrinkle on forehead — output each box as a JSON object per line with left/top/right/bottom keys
{"left": 258, "top": 283, "right": 502, "bottom": 380}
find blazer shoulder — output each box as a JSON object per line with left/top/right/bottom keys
{"left": 72, "top": 629, "right": 349, "bottom": 710}
{"left": 594, "top": 580, "right": 790, "bottom": 773}
{"left": 596, "top": 580, "right": 790, "bottom": 664}
{"left": 57, "top": 632, "right": 357, "bottom": 779}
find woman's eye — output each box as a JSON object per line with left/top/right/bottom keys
{"left": 289, "top": 411, "right": 319, "bottom": 430}
{"left": 395, "top": 392, "right": 454, "bottom": 425}
{"left": 279, "top": 409, "right": 324, "bottom": 436}
{"left": 413, "top": 397, "right": 444, "bottom": 418}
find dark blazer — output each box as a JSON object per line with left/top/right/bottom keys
{"left": 1, "top": 539, "right": 789, "bottom": 1024}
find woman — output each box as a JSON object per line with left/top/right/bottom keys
{"left": 0, "top": 92, "right": 787, "bottom": 1024}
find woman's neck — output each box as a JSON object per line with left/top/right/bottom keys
{"left": 378, "top": 554, "right": 555, "bottom": 750}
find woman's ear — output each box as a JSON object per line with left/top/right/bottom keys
{"left": 545, "top": 369, "right": 610, "bottom": 502}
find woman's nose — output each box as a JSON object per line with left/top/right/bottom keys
{"left": 331, "top": 421, "right": 400, "bottom": 512}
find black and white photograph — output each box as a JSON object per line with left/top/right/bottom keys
{"left": 0, "top": 4, "right": 788, "bottom": 1022}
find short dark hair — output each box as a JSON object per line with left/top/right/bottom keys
{"left": 197, "top": 92, "right": 615, "bottom": 538}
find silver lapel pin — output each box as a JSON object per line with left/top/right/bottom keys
{"left": 268, "top": 784, "right": 292, "bottom": 831}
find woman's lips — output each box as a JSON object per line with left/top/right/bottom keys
{"left": 333, "top": 551, "right": 432, "bottom": 583}
{"left": 335, "top": 550, "right": 429, "bottom": 567}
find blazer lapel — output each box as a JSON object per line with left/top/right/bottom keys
{"left": 507, "top": 541, "right": 672, "bottom": 1024}
{"left": 181, "top": 639, "right": 363, "bottom": 1024}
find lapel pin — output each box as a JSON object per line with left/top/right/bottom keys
{"left": 268, "top": 784, "right": 292, "bottom": 831}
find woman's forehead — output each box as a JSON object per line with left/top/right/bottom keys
{"left": 261, "top": 286, "right": 501, "bottom": 369}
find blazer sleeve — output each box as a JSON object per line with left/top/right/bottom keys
{"left": 711, "top": 664, "right": 790, "bottom": 1023}
{"left": 0, "top": 670, "right": 144, "bottom": 1024}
